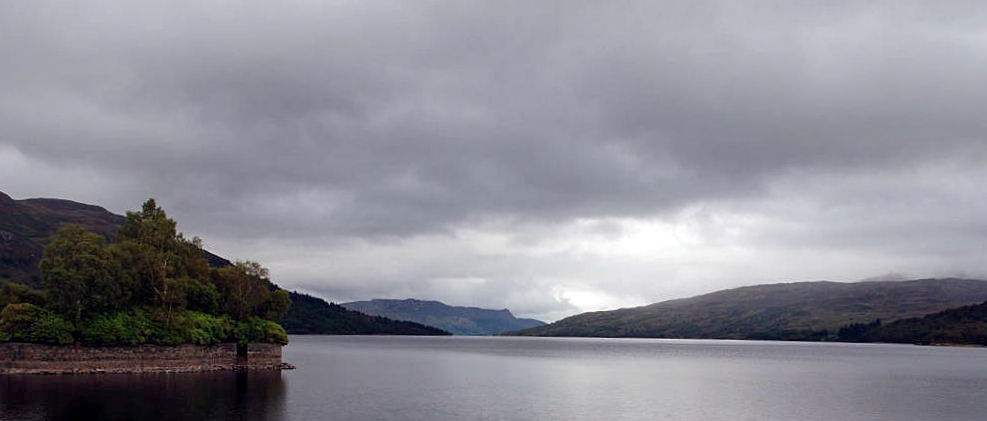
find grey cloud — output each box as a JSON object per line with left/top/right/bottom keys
{"left": 2, "top": 1, "right": 987, "bottom": 319}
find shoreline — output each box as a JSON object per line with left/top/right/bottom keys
{"left": 0, "top": 342, "right": 291, "bottom": 375}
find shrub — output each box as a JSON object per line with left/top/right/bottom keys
{"left": 0, "top": 282, "right": 46, "bottom": 308}
{"left": 27, "top": 311, "right": 76, "bottom": 345}
{"left": 141, "top": 309, "right": 224, "bottom": 345}
{"left": 180, "top": 311, "right": 233, "bottom": 345}
{"left": 80, "top": 308, "right": 153, "bottom": 346}
{"left": 0, "top": 303, "right": 74, "bottom": 345}
{"left": 235, "top": 317, "right": 288, "bottom": 346}
{"left": 0, "top": 303, "right": 38, "bottom": 341}
{"left": 79, "top": 308, "right": 234, "bottom": 346}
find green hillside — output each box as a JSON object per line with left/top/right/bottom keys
{"left": 507, "top": 279, "right": 987, "bottom": 340}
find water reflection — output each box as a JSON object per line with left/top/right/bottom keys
{"left": 5, "top": 337, "right": 987, "bottom": 421}
{"left": 0, "top": 370, "right": 285, "bottom": 421}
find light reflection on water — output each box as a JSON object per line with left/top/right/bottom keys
{"left": 3, "top": 336, "right": 987, "bottom": 421}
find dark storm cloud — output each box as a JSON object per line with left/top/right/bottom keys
{"left": 2, "top": 1, "right": 986, "bottom": 318}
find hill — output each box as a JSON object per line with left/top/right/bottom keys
{"left": 506, "top": 279, "right": 987, "bottom": 340}
{"left": 342, "top": 298, "right": 545, "bottom": 335}
{"left": 284, "top": 293, "right": 450, "bottom": 335}
{"left": 0, "top": 191, "right": 446, "bottom": 336}
{"left": 837, "top": 300, "right": 987, "bottom": 345}
{"left": 0, "top": 192, "right": 123, "bottom": 286}
{"left": 0, "top": 191, "right": 231, "bottom": 285}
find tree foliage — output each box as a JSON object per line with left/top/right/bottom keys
{"left": 0, "top": 282, "right": 46, "bottom": 308}
{"left": 39, "top": 225, "right": 129, "bottom": 322}
{"left": 837, "top": 301, "right": 987, "bottom": 345}
{"left": 0, "top": 303, "right": 74, "bottom": 345}
{"left": 116, "top": 199, "right": 209, "bottom": 314}
{"left": 214, "top": 261, "right": 274, "bottom": 321}
{"left": 261, "top": 289, "right": 292, "bottom": 322}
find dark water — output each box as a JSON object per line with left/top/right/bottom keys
{"left": 3, "top": 336, "right": 987, "bottom": 421}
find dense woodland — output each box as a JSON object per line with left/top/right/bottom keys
{"left": 0, "top": 199, "right": 290, "bottom": 346}
{"left": 837, "top": 300, "right": 987, "bottom": 345}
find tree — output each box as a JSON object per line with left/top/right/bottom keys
{"left": 179, "top": 277, "right": 221, "bottom": 314}
{"left": 260, "top": 289, "right": 292, "bottom": 321}
{"left": 117, "top": 199, "right": 210, "bottom": 316}
{"left": 39, "top": 225, "right": 128, "bottom": 323}
{"left": 213, "top": 261, "right": 275, "bottom": 320}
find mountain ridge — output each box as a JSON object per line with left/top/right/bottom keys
{"left": 342, "top": 298, "right": 545, "bottom": 335}
{"left": 506, "top": 278, "right": 987, "bottom": 340}
{"left": 284, "top": 293, "right": 450, "bottom": 335}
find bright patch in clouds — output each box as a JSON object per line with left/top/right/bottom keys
{"left": 3, "top": 1, "right": 987, "bottom": 321}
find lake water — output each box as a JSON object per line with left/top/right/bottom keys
{"left": 3, "top": 336, "right": 987, "bottom": 420}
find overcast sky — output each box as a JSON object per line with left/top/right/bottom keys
{"left": 2, "top": 1, "right": 986, "bottom": 321}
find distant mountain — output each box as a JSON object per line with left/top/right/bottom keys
{"left": 506, "top": 279, "right": 987, "bottom": 340}
{"left": 837, "top": 300, "right": 987, "bottom": 345}
{"left": 283, "top": 293, "right": 450, "bottom": 335}
{"left": 0, "top": 191, "right": 446, "bottom": 336}
{"left": 342, "top": 298, "right": 546, "bottom": 335}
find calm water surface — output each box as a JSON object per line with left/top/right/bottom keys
{"left": 3, "top": 335, "right": 987, "bottom": 420}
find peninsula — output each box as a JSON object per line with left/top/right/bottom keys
{"left": 0, "top": 199, "right": 291, "bottom": 374}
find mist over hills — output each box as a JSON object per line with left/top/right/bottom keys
{"left": 342, "top": 298, "right": 545, "bottom": 335}
{"left": 507, "top": 278, "right": 987, "bottom": 340}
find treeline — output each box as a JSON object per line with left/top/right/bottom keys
{"left": 837, "top": 300, "right": 987, "bottom": 345}
{"left": 0, "top": 199, "right": 290, "bottom": 346}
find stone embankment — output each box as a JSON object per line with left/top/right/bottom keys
{"left": 0, "top": 342, "right": 289, "bottom": 374}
